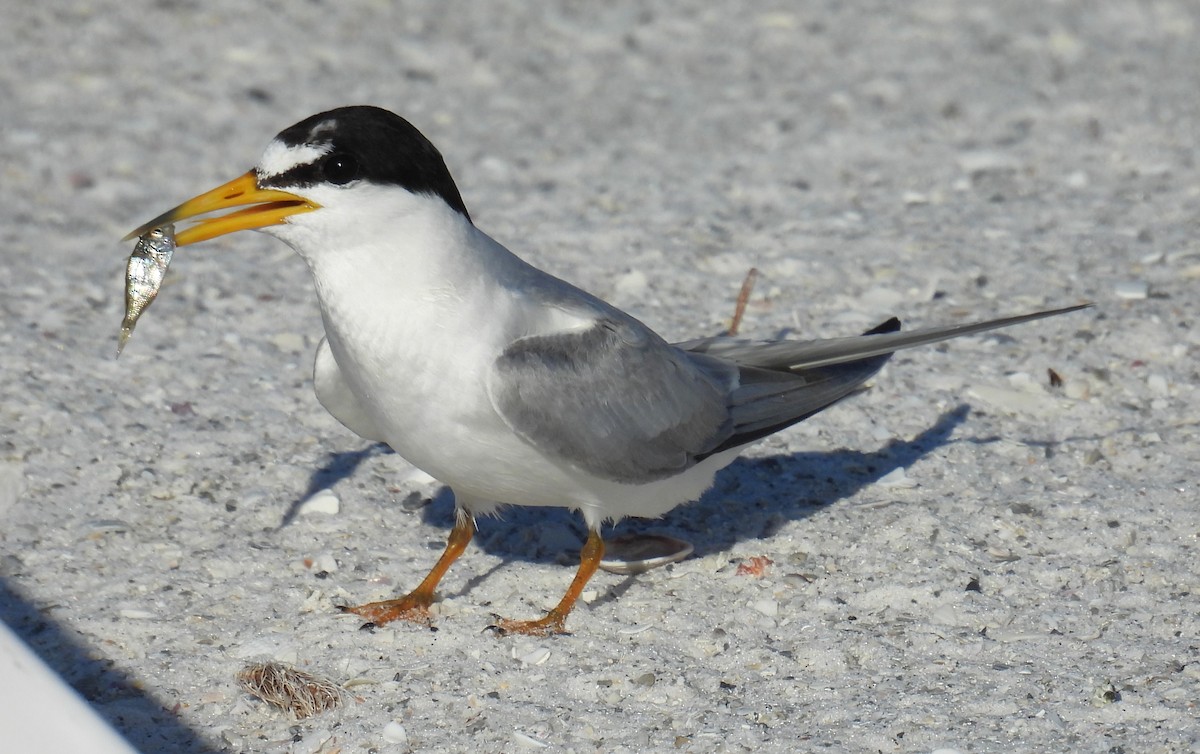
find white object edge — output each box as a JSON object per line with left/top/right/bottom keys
{"left": 0, "top": 619, "right": 142, "bottom": 753}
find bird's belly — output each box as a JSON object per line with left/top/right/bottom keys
{"left": 312, "top": 274, "right": 738, "bottom": 521}
{"left": 318, "top": 302, "right": 587, "bottom": 507}
{"left": 321, "top": 322, "right": 737, "bottom": 520}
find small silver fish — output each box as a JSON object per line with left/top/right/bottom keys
{"left": 117, "top": 224, "right": 175, "bottom": 356}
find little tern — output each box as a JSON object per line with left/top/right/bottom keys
{"left": 126, "top": 106, "right": 1089, "bottom": 635}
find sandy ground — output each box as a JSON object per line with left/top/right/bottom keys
{"left": 2, "top": 2, "right": 1198, "bottom": 752}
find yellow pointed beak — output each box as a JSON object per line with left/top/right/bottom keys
{"left": 123, "top": 170, "right": 319, "bottom": 246}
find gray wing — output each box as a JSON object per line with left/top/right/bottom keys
{"left": 691, "top": 317, "right": 901, "bottom": 457}
{"left": 682, "top": 303, "right": 1092, "bottom": 455}
{"left": 313, "top": 337, "right": 387, "bottom": 442}
{"left": 486, "top": 317, "right": 900, "bottom": 485}
{"left": 488, "top": 319, "right": 737, "bottom": 484}
{"left": 488, "top": 303, "right": 1091, "bottom": 483}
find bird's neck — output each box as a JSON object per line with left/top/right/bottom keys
{"left": 292, "top": 201, "right": 529, "bottom": 388}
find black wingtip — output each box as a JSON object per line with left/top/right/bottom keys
{"left": 864, "top": 317, "right": 902, "bottom": 335}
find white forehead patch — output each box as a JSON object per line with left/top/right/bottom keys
{"left": 257, "top": 139, "right": 333, "bottom": 179}
{"left": 307, "top": 119, "right": 338, "bottom": 141}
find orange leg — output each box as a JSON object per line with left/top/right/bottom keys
{"left": 492, "top": 529, "right": 605, "bottom": 636}
{"left": 339, "top": 513, "right": 474, "bottom": 626}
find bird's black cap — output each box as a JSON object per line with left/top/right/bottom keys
{"left": 264, "top": 106, "right": 471, "bottom": 221}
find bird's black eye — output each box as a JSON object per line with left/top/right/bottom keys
{"left": 321, "top": 153, "right": 359, "bottom": 185}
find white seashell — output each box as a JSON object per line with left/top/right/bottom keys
{"left": 309, "top": 552, "right": 338, "bottom": 573}
{"left": 512, "top": 646, "right": 552, "bottom": 666}
{"left": 1113, "top": 280, "right": 1149, "bottom": 299}
{"left": 1147, "top": 374, "right": 1168, "bottom": 396}
{"left": 118, "top": 608, "right": 157, "bottom": 620}
{"left": 512, "top": 731, "right": 550, "bottom": 749}
{"left": 269, "top": 332, "right": 306, "bottom": 353}
{"left": 291, "top": 728, "right": 333, "bottom": 754}
{"left": 599, "top": 534, "right": 694, "bottom": 575}
{"left": 876, "top": 467, "right": 918, "bottom": 489}
{"left": 614, "top": 269, "right": 648, "bottom": 297}
{"left": 957, "top": 150, "right": 1021, "bottom": 175}
{"left": 382, "top": 721, "right": 408, "bottom": 744}
{"left": 296, "top": 488, "right": 340, "bottom": 516}
{"left": 750, "top": 599, "right": 779, "bottom": 617}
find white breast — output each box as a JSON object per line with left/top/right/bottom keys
{"left": 274, "top": 193, "right": 603, "bottom": 507}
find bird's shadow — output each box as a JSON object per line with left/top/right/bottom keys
{"left": 277, "top": 444, "right": 392, "bottom": 529}
{"left": 296, "top": 404, "right": 979, "bottom": 569}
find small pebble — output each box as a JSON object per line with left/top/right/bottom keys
{"left": 736, "top": 556, "right": 773, "bottom": 577}
{"left": 400, "top": 491, "right": 430, "bottom": 512}
{"left": 1147, "top": 374, "right": 1168, "bottom": 396}
{"left": 859, "top": 286, "right": 905, "bottom": 309}
{"left": 232, "top": 635, "right": 293, "bottom": 659}
{"left": 750, "top": 598, "right": 779, "bottom": 617}
{"left": 297, "top": 488, "right": 340, "bottom": 516}
{"left": 1064, "top": 170, "right": 1089, "bottom": 188}
{"left": 82, "top": 518, "right": 132, "bottom": 535}
{"left": 957, "top": 150, "right": 1020, "bottom": 175}
{"left": 1005, "top": 371, "right": 1043, "bottom": 391}
{"left": 1064, "top": 378, "right": 1090, "bottom": 400}
{"left": 512, "top": 731, "right": 550, "bottom": 749}
{"left": 1090, "top": 683, "right": 1121, "bottom": 706}
{"left": 270, "top": 332, "right": 306, "bottom": 352}
{"left": 876, "top": 466, "right": 918, "bottom": 489}
{"left": 292, "top": 728, "right": 333, "bottom": 754}
{"left": 513, "top": 646, "right": 552, "bottom": 666}
{"left": 614, "top": 269, "right": 648, "bottom": 297}
{"left": 1113, "top": 280, "right": 1148, "bottom": 299}
{"left": 930, "top": 604, "right": 959, "bottom": 625}
{"left": 309, "top": 552, "right": 338, "bottom": 574}
{"left": 118, "top": 608, "right": 157, "bottom": 620}
{"left": 479, "top": 156, "right": 512, "bottom": 178}
{"left": 382, "top": 721, "right": 408, "bottom": 744}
